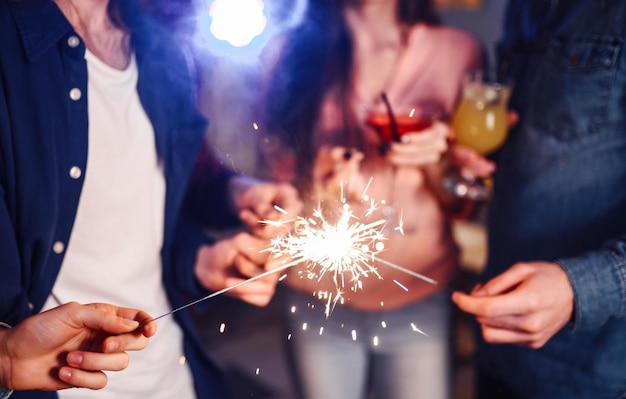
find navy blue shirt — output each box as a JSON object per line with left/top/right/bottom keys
{"left": 481, "top": 1, "right": 626, "bottom": 397}
{"left": 0, "top": 0, "right": 237, "bottom": 397}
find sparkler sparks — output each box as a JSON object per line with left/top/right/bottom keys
{"left": 147, "top": 180, "right": 439, "bottom": 324}
{"left": 263, "top": 185, "right": 438, "bottom": 316}
{"left": 267, "top": 203, "right": 387, "bottom": 286}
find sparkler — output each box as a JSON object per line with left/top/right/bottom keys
{"left": 263, "top": 200, "right": 387, "bottom": 315}
{"left": 147, "top": 180, "right": 439, "bottom": 323}
{"left": 263, "top": 191, "right": 439, "bottom": 316}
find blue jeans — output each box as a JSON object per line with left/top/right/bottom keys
{"left": 285, "top": 289, "right": 453, "bottom": 399}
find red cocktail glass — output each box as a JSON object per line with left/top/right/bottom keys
{"left": 366, "top": 105, "right": 440, "bottom": 144}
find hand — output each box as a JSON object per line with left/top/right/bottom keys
{"left": 385, "top": 120, "right": 451, "bottom": 167}
{"left": 195, "top": 232, "right": 278, "bottom": 306}
{"left": 312, "top": 146, "right": 365, "bottom": 202}
{"left": 447, "top": 144, "right": 496, "bottom": 178}
{"left": 446, "top": 110, "right": 518, "bottom": 178}
{"left": 0, "top": 302, "right": 156, "bottom": 391}
{"left": 230, "top": 176, "right": 303, "bottom": 239}
{"left": 452, "top": 262, "right": 574, "bottom": 349}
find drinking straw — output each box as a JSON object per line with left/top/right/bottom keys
{"left": 380, "top": 92, "right": 401, "bottom": 142}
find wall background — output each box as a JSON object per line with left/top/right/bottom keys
{"left": 440, "top": 0, "right": 507, "bottom": 66}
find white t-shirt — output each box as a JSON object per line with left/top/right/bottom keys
{"left": 43, "top": 50, "right": 195, "bottom": 399}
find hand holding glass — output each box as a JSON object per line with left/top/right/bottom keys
{"left": 445, "top": 73, "right": 510, "bottom": 200}
{"left": 365, "top": 102, "right": 441, "bottom": 232}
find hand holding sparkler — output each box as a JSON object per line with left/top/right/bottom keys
{"left": 229, "top": 176, "right": 302, "bottom": 239}
{"left": 452, "top": 261, "right": 574, "bottom": 349}
{"left": 0, "top": 302, "right": 155, "bottom": 391}
{"left": 194, "top": 232, "right": 280, "bottom": 307}
{"left": 150, "top": 186, "right": 444, "bottom": 322}
{"left": 312, "top": 146, "right": 365, "bottom": 202}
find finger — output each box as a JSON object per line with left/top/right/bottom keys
{"left": 234, "top": 255, "right": 277, "bottom": 283}
{"left": 245, "top": 197, "right": 274, "bottom": 220}
{"left": 238, "top": 293, "right": 275, "bottom": 307}
{"left": 453, "top": 287, "right": 537, "bottom": 318}
{"left": 240, "top": 208, "right": 266, "bottom": 229}
{"left": 476, "top": 314, "right": 528, "bottom": 332}
{"left": 404, "top": 121, "right": 451, "bottom": 142}
{"left": 393, "top": 138, "right": 448, "bottom": 156}
{"left": 389, "top": 142, "right": 447, "bottom": 164}
{"left": 388, "top": 133, "right": 449, "bottom": 166}
{"left": 448, "top": 145, "right": 495, "bottom": 176}
{"left": 232, "top": 234, "right": 270, "bottom": 264}
{"left": 66, "top": 351, "right": 130, "bottom": 372}
{"left": 137, "top": 319, "right": 158, "bottom": 338}
{"left": 223, "top": 277, "right": 277, "bottom": 306}
{"left": 479, "top": 324, "right": 535, "bottom": 346}
{"left": 471, "top": 282, "right": 484, "bottom": 295}
{"left": 272, "top": 184, "right": 303, "bottom": 216}
{"left": 102, "top": 330, "right": 150, "bottom": 352}
{"left": 58, "top": 367, "right": 108, "bottom": 390}
{"left": 82, "top": 304, "right": 155, "bottom": 336}
{"left": 251, "top": 224, "right": 286, "bottom": 241}
{"left": 75, "top": 310, "right": 137, "bottom": 337}
{"left": 507, "top": 110, "right": 519, "bottom": 128}
{"left": 113, "top": 309, "right": 156, "bottom": 338}
{"left": 479, "top": 264, "right": 531, "bottom": 296}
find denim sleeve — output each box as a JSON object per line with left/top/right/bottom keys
{"left": 557, "top": 235, "right": 626, "bottom": 331}
{"left": 0, "top": 388, "right": 13, "bottom": 399}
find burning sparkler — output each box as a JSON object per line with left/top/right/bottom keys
{"left": 262, "top": 181, "right": 438, "bottom": 316}
{"left": 148, "top": 180, "right": 438, "bottom": 323}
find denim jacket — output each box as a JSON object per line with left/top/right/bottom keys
{"left": 480, "top": 1, "right": 626, "bottom": 398}
{"left": 0, "top": 0, "right": 236, "bottom": 397}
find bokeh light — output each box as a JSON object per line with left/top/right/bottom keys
{"left": 209, "top": 0, "right": 267, "bottom": 47}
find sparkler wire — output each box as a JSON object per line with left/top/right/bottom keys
{"left": 373, "top": 257, "right": 439, "bottom": 286}
{"left": 144, "top": 257, "right": 302, "bottom": 325}
{"left": 143, "top": 198, "right": 442, "bottom": 326}
{"left": 142, "top": 250, "right": 439, "bottom": 326}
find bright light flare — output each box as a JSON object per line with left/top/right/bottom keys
{"left": 262, "top": 181, "right": 439, "bottom": 316}
{"left": 266, "top": 202, "right": 387, "bottom": 301}
{"left": 209, "top": 0, "right": 267, "bottom": 47}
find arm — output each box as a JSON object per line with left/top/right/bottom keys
{"left": 172, "top": 145, "right": 302, "bottom": 305}
{"left": 384, "top": 26, "right": 491, "bottom": 218}
{"left": 228, "top": 175, "right": 302, "bottom": 239}
{"left": 558, "top": 235, "right": 626, "bottom": 330}
{"left": 452, "top": 235, "right": 626, "bottom": 348}
{"left": 0, "top": 302, "right": 155, "bottom": 391}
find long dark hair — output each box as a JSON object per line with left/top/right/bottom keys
{"left": 262, "top": 0, "right": 440, "bottom": 190}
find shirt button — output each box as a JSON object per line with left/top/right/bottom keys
{"left": 69, "top": 88, "right": 82, "bottom": 101}
{"left": 52, "top": 241, "right": 65, "bottom": 254}
{"left": 67, "top": 35, "right": 80, "bottom": 48}
{"left": 69, "top": 166, "right": 82, "bottom": 179}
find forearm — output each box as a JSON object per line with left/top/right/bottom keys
{"left": 557, "top": 235, "right": 626, "bottom": 331}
